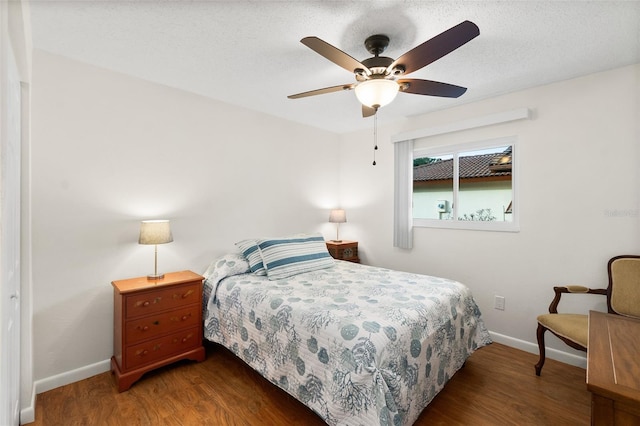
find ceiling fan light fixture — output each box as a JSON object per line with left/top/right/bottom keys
{"left": 354, "top": 78, "right": 399, "bottom": 109}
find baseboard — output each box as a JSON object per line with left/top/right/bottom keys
{"left": 19, "top": 359, "right": 110, "bottom": 424}
{"left": 489, "top": 330, "right": 587, "bottom": 369}
{"left": 35, "top": 359, "right": 111, "bottom": 395}
{"left": 19, "top": 383, "right": 36, "bottom": 425}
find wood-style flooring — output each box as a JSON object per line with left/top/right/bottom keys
{"left": 26, "top": 342, "right": 591, "bottom": 425}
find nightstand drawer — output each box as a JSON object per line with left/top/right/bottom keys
{"left": 326, "top": 240, "right": 360, "bottom": 263}
{"left": 124, "top": 282, "right": 200, "bottom": 319}
{"left": 125, "top": 326, "right": 200, "bottom": 370}
{"left": 125, "top": 305, "right": 200, "bottom": 344}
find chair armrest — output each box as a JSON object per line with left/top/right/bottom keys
{"left": 548, "top": 286, "right": 607, "bottom": 313}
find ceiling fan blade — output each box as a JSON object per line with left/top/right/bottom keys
{"left": 398, "top": 79, "right": 467, "bottom": 98}
{"left": 301, "top": 37, "right": 370, "bottom": 75}
{"left": 387, "top": 20, "right": 479, "bottom": 75}
{"left": 362, "top": 105, "right": 377, "bottom": 118}
{"left": 288, "top": 83, "right": 355, "bottom": 99}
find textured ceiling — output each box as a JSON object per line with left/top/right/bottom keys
{"left": 29, "top": 0, "right": 640, "bottom": 134}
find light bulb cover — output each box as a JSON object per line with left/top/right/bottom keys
{"left": 354, "top": 79, "right": 399, "bottom": 108}
{"left": 328, "top": 209, "right": 346, "bottom": 223}
{"left": 139, "top": 220, "right": 173, "bottom": 245}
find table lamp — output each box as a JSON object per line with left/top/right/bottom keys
{"left": 139, "top": 219, "right": 173, "bottom": 280}
{"left": 329, "top": 209, "right": 346, "bottom": 242}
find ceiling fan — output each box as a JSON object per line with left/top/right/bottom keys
{"left": 288, "top": 20, "right": 480, "bottom": 118}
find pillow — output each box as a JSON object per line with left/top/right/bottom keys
{"left": 202, "top": 253, "right": 251, "bottom": 317}
{"left": 257, "top": 233, "right": 334, "bottom": 280}
{"left": 235, "top": 239, "right": 267, "bottom": 275}
{"left": 202, "top": 252, "right": 250, "bottom": 281}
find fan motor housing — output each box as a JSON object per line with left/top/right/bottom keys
{"left": 362, "top": 35, "right": 395, "bottom": 76}
{"left": 364, "top": 34, "right": 390, "bottom": 55}
{"left": 362, "top": 56, "right": 394, "bottom": 70}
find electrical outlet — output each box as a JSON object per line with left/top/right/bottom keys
{"left": 494, "top": 295, "right": 505, "bottom": 311}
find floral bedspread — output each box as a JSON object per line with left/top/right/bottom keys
{"left": 203, "top": 255, "right": 491, "bottom": 426}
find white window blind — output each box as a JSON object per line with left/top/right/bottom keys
{"left": 393, "top": 139, "right": 414, "bottom": 249}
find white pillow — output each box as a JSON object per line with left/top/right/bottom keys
{"left": 257, "top": 233, "right": 334, "bottom": 280}
{"left": 235, "top": 239, "right": 267, "bottom": 276}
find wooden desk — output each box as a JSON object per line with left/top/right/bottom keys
{"left": 587, "top": 310, "right": 640, "bottom": 425}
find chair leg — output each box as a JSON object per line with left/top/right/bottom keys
{"left": 535, "top": 322, "right": 547, "bottom": 376}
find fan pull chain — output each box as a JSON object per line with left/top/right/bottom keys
{"left": 372, "top": 110, "right": 378, "bottom": 166}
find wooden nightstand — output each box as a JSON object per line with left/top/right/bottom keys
{"left": 110, "top": 270, "right": 206, "bottom": 392}
{"left": 326, "top": 240, "right": 360, "bottom": 263}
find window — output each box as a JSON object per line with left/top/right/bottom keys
{"left": 412, "top": 137, "right": 518, "bottom": 232}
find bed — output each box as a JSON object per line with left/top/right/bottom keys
{"left": 202, "top": 234, "right": 491, "bottom": 425}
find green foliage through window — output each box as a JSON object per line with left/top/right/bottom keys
{"left": 458, "top": 209, "right": 496, "bottom": 221}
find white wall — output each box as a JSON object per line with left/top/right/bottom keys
{"left": 30, "top": 50, "right": 341, "bottom": 385}
{"left": 338, "top": 64, "right": 640, "bottom": 363}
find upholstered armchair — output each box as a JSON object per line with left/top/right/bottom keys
{"left": 535, "top": 255, "right": 640, "bottom": 376}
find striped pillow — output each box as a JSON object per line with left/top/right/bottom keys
{"left": 235, "top": 239, "right": 267, "bottom": 276}
{"left": 257, "top": 233, "right": 334, "bottom": 280}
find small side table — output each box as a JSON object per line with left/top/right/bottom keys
{"left": 111, "top": 270, "right": 206, "bottom": 392}
{"left": 326, "top": 240, "right": 360, "bottom": 263}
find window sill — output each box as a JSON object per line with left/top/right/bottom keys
{"left": 413, "top": 218, "right": 520, "bottom": 232}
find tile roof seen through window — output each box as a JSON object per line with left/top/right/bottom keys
{"left": 414, "top": 148, "right": 512, "bottom": 182}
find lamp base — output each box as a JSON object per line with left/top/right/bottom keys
{"left": 331, "top": 239, "right": 343, "bottom": 243}
{"left": 147, "top": 273, "right": 165, "bottom": 280}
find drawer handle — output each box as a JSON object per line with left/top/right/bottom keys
{"left": 136, "top": 349, "right": 149, "bottom": 357}
{"left": 169, "top": 313, "right": 191, "bottom": 323}
{"left": 181, "top": 289, "right": 194, "bottom": 299}
{"left": 137, "top": 325, "right": 150, "bottom": 332}
{"left": 174, "top": 334, "right": 193, "bottom": 344}
{"left": 138, "top": 297, "right": 162, "bottom": 308}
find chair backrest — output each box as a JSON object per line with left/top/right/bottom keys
{"left": 607, "top": 255, "right": 640, "bottom": 318}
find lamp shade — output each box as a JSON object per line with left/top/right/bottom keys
{"left": 139, "top": 220, "right": 173, "bottom": 245}
{"left": 329, "top": 209, "right": 346, "bottom": 223}
{"left": 354, "top": 79, "right": 399, "bottom": 108}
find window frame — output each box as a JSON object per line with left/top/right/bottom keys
{"left": 412, "top": 136, "right": 519, "bottom": 232}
